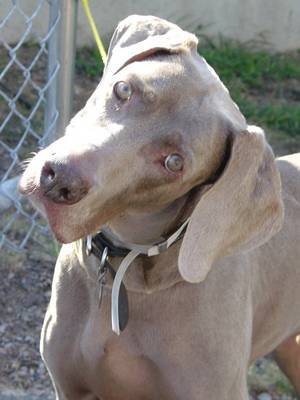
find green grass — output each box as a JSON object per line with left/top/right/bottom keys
{"left": 76, "top": 46, "right": 105, "bottom": 78}
{"left": 200, "top": 42, "right": 300, "bottom": 87}
{"left": 248, "top": 359, "right": 297, "bottom": 398}
{"left": 75, "top": 39, "right": 300, "bottom": 150}
{"left": 235, "top": 96, "right": 300, "bottom": 137}
{"left": 199, "top": 41, "right": 300, "bottom": 141}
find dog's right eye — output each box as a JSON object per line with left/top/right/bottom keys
{"left": 164, "top": 153, "right": 184, "bottom": 173}
{"left": 114, "top": 81, "right": 132, "bottom": 101}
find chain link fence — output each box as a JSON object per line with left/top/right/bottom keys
{"left": 0, "top": 0, "right": 60, "bottom": 251}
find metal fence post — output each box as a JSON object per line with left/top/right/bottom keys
{"left": 43, "top": 0, "right": 60, "bottom": 146}
{"left": 56, "top": 0, "right": 79, "bottom": 140}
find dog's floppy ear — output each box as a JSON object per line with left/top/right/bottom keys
{"left": 179, "top": 126, "right": 284, "bottom": 283}
{"left": 104, "top": 15, "right": 198, "bottom": 75}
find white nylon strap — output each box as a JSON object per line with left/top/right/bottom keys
{"left": 147, "top": 217, "right": 190, "bottom": 256}
{"left": 111, "top": 250, "right": 140, "bottom": 335}
{"left": 123, "top": 217, "right": 191, "bottom": 256}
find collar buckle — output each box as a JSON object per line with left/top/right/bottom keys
{"left": 148, "top": 241, "right": 168, "bottom": 256}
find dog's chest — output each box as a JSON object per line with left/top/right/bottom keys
{"left": 79, "top": 285, "right": 203, "bottom": 399}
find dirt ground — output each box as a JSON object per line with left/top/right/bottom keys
{"left": 0, "top": 45, "right": 299, "bottom": 399}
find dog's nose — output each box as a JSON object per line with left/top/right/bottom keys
{"left": 40, "top": 161, "right": 89, "bottom": 205}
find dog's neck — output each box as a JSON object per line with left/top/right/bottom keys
{"left": 102, "top": 194, "right": 190, "bottom": 248}
{"left": 93, "top": 188, "right": 203, "bottom": 293}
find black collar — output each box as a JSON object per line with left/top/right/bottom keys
{"left": 91, "top": 232, "right": 130, "bottom": 259}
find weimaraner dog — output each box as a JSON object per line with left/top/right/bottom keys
{"left": 19, "top": 15, "right": 300, "bottom": 400}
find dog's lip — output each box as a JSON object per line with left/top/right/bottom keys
{"left": 32, "top": 190, "right": 100, "bottom": 243}
{"left": 43, "top": 206, "right": 76, "bottom": 243}
{"left": 27, "top": 191, "right": 74, "bottom": 243}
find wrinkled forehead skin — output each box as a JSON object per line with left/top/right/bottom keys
{"left": 104, "top": 15, "right": 200, "bottom": 76}
{"left": 20, "top": 15, "right": 246, "bottom": 243}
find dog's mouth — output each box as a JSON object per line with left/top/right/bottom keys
{"left": 38, "top": 199, "right": 96, "bottom": 243}
{"left": 23, "top": 190, "right": 80, "bottom": 243}
{"left": 20, "top": 174, "right": 123, "bottom": 243}
{"left": 38, "top": 199, "right": 72, "bottom": 243}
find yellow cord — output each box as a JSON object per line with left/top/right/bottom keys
{"left": 82, "top": 0, "right": 107, "bottom": 65}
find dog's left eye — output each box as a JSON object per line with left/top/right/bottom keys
{"left": 114, "top": 81, "right": 132, "bottom": 101}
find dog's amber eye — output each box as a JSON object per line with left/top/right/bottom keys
{"left": 164, "top": 154, "right": 184, "bottom": 173}
{"left": 114, "top": 81, "right": 132, "bottom": 101}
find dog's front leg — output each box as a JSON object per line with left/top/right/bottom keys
{"left": 274, "top": 334, "right": 300, "bottom": 395}
{"left": 41, "top": 307, "right": 102, "bottom": 400}
{"left": 40, "top": 246, "right": 94, "bottom": 400}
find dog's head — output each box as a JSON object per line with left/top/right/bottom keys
{"left": 19, "top": 15, "right": 283, "bottom": 282}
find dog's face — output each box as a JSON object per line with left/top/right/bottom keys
{"left": 19, "top": 17, "right": 240, "bottom": 242}
{"left": 19, "top": 16, "right": 283, "bottom": 282}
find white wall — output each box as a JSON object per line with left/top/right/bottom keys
{"left": 2, "top": 0, "right": 300, "bottom": 51}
